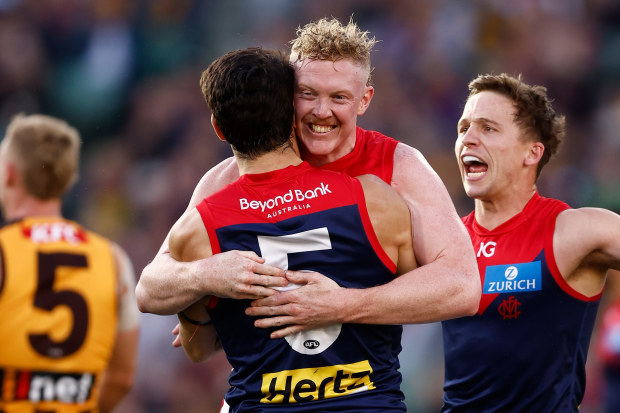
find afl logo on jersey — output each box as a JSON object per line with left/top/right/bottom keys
{"left": 304, "top": 340, "right": 320, "bottom": 349}
{"left": 285, "top": 324, "right": 342, "bottom": 355}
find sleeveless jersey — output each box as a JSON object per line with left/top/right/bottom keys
{"left": 319, "top": 127, "right": 398, "bottom": 184}
{"left": 0, "top": 217, "right": 119, "bottom": 413}
{"left": 196, "top": 162, "right": 405, "bottom": 412}
{"left": 441, "top": 193, "right": 601, "bottom": 412}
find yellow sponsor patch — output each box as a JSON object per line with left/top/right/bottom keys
{"left": 260, "top": 360, "right": 374, "bottom": 404}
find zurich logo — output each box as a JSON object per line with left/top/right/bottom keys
{"left": 483, "top": 261, "right": 542, "bottom": 294}
{"left": 504, "top": 266, "right": 518, "bottom": 280}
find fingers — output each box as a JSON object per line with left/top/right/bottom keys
{"left": 247, "top": 293, "right": 289, "bottom": 311}
{"left": 252, "top": 262, "right": 287, "bottom": 278}
{"left": 172, "top": 336, "right": 182, "bottom": 348}
{"left": 284, "top": 269, "right": 316, "bottom": 284}
{"left": 269, "top": 325, "right": 303, "bottom": 339}
{"left": 171, "top": 323, "right": 181, "bottom": 347}
{"left": 236, "top": 250, "right": 265, "bottom": 263}
{"left": 253, "top": 270, "right": 288, "bottom": 288}
{"left": 253, "top": 315, "right": 296, "bottom": 330}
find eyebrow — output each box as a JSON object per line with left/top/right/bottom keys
{"left": 459, "top": 117, "right": 501, "bottom": 128}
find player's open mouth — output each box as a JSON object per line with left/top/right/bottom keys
{"left": 462, "top": 155, "right": 488, "bottom": 178}
{"left": 310, "top": 124, "right": 335, "bottom": 133}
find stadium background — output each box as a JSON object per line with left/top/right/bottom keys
{"left": 0, "top": 0, "right": 619, "bottom": 411}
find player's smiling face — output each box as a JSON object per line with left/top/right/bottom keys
{"left": 293, "top": 58, "right": 373, "bottom": 166}
{"left": 455, "top": 91, "right": 532, "bottom": 201}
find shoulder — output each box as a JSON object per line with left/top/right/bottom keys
{"left": 357, "top": 174, "right": 409, "bottom": 216}
{"left": 169, "top": 208, "right": 212, "bottom": 262}
{"left": 554, "top": 205, "right": 620, "bottom": 287}
{"left": 393, "top": 142, "right": 429, "bottom": 168}
{"left": 556, "top": 206, "right": 619, "bottom": 237}
{"left": 357, "top": 173, "right": 394, "bottom": 193}
{"left": 391, "top": 142, "right": 448, "bottom": 202}
{"left": 189, "top": 157, "right": 239, "bottom": 209}
{"left": 554, "top": 206, "right": 620, "bottom": 262}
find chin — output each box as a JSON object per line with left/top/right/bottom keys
{"left": 464, "top": 185, "right": 482, "bottom": 200}
{"left": 302, "top": 139, "right": 335, "bottom": 155}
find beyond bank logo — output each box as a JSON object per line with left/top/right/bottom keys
{"left": 483, "top": 261, "right": 542, "bottom": 294}
{"left": 239, "top": 183, "right": 332, "bottom": 212}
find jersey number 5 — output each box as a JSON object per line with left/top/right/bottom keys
{"left": 29, "top": 252, "right": 89, "bottom": 358}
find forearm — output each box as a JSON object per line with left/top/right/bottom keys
{"left": 135, "top": 252, "right": 203, "bottom": 315}
{"left": 341, "top": 257, "right": 480, "bottom": 324}
{"left": 178, "top": 303, "right": 221, "bottom": 363}
{"left": 98, "top": 373, "right": 132, "bottom": 413}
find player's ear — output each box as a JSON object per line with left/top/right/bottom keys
{"left": 211, "top": 114, "right": 227, "bottom": 142}
{"left": 524, "top": 141, "right": 544, "bottom": 166}
{"left": 3, "top": 160, "right": 18, "bottom": 187}
{"left": 357, "top": 85, "right": 374, "bottom": 116}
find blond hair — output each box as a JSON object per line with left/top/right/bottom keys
{"left": 290, "top": 17, "right": 377, "bottom": 85}
{"left": 4, "top": 113, "right": 81, "bottom": 199}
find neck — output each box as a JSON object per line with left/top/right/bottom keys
{"left": 474, "top": 187, "right": 537, "bottom": 230}
{"left": 3, "top": 196, "right": 63, "bottom": 222}
{"left": 236, "top": 149, "right": 303, "bottom": 176}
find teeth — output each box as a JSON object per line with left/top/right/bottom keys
{"left": 467, "top": 171, "right": 485, "bottom": 178}
{"left": 311, "top": 124, "right": 333, "bottom": 133}
{"left": 462, "top": 155, "right": 483, "bottom": 164}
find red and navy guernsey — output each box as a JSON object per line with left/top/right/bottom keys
{"left": 197, "top": 161, "right": 405, "bottom": 412}
{"left": 318, "top": 126, "right": 398, "bottom": 184}
{"left": 441, "top": 192, "right": 601, "bottom": 412}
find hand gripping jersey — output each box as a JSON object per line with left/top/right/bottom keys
{"left": 0, "top": 217, "right": 118, "bottom": 413}
{"left": 318, "top": 127, "right": 398, "bottom": 184}
{"left": 197, "top": 162, "right": 405, "bottom": 412}
{"left": 441, "top": 193, "right": 601, "bottom": 412}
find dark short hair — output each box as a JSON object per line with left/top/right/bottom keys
{"left": 200, "top": 47, "right": 295, "bottom": 158}
{"left": 468, "top": 73, "right": 566, "bottom": 178}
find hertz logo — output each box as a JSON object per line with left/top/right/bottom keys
{"left": 260, "top": 360, "right": 374, "bottom": 404}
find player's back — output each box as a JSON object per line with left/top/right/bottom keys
{"left": 0, "top": 217, "right": 119, "bottom": 413}
{"left": 198, "top": 161, "right": 408, "bottom": 412}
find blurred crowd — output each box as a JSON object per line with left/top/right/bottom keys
{"left": 1, "top": 0, "right": 619, "bottom": 412}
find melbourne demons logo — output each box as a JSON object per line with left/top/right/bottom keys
{"left": 498, "top": 296, "right": 521, "bottom": 320}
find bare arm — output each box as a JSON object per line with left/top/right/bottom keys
{"left": 555, "top": 207, "right": 620, "bottom": 297}
{"left": 135, "top": 157, "right": 287, "bottom": 315}
{"left": 357, "top": 174, "right": 417, "bottom": 275}
{"left": 247, "top": 144, "right": 480, "bottom": 335}
{"left": 169, "top": 209, "right": 221, "bottom": 362}
{"left": 339, "top": 144, "right": 479, "bottom": 323}
{"left": 98, "top": 244, "right": 140, "bottom": 412}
